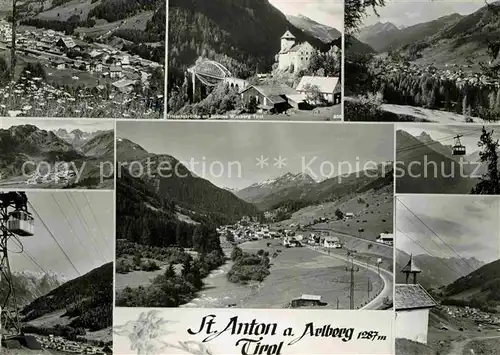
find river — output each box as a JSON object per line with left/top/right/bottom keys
{"left": 180, "top": 240, "right": 383, "bottom": 309}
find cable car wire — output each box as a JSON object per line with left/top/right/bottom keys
{"left": 82, "top": 193, "right": 111, "bottom": 258}
{"left": 397, "top": 197, "right": 477, "bottom": 272}
{"left": 28, "top": 201, "right": 81, "bottom": 277}
{"left": 396, "top": 227, "right": 465, "bottom": 280}
{"left": 65, "top": 193, "right": 106, "bottom": 263}
{"left": 396, "top": 127, "right": 483, "bottom": 154}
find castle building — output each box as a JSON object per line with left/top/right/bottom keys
{"left": 277, "top": 30, "right": 316, "bottom": 72}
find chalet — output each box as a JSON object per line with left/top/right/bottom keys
{"left": 52, "top": 60, "right": 66, "bottom": 70}
{"left": 240, "top": 84, "right": 297, "bottom": 113}
{"left": 376, "top": 233, "right": 394, "bottom": 246}
{"left": 90, "top": 62, "right": 103, "bottom": 73}
{"left": 112, "top": 79, "right": 136, "bottom": 94}
{"left": 291, "top": 294, "right": 323, "bottom": 308}
{"left": 323, "top": 236, "right": 341, "bottom": 248}
{"left": 289, "top": 239, "right": 302, "bottom": 247}
{"left": 56, "top": 37, "right": 76, "bottom": 51}
{"left": 109, "top": 65, "right": 123, "bottom": 79}
{"left": 296, "top": 76, "right": 341, "bottom": 105}
{"left": 396, "top": 255, "right": 437, "bottom": 344}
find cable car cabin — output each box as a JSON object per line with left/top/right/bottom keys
{"left": 453, "top": 135, "right": 466, "bottom": 156}
{"left": 452, "top": 145, "right": 466, "bottom": 156}
{"left": 7, "top": 211, "right": 34, "bottom": 236}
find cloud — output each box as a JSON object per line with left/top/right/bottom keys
{"left": 396, "top": 195, "right": 499, "bottom": 262}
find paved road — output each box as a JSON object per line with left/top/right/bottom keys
{"left": 305, "top": 244, "right": 393, "bottom": 310}
{"left": 303, "top": 227, "right": 394, "bottom": 310}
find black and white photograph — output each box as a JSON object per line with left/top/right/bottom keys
{"left": 345, "top": 0, "right": 500, "bottom": 123}
{"left": 167, "top": 0, "right": 342, "bottom": 121}
{"left": 396, "top": 124, "right": 500, "bottom": 195}
{"left": 0, "top": 191, "right": 113, "bottom": 354}
{"left": 395, "top": 194, "right": 500, "bottom": 355}
{"left": 0, "top": 118, "right": 114, "bottom": 189}
{"left": 115, "top": 121, "right": 394, "bottom": 310}
{"left": 0, "top": 0, "right": 165, "bottom": 118}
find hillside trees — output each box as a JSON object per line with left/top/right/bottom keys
{"left": 471, "top": 126, "right": 500, "bottom": 194}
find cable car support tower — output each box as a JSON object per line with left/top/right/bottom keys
{"left": 0, "top": 192, "right": 34, "bottom": 344}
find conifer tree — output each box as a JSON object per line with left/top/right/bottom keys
{"left": 471, "top": 127, "right": 500, "bottom": 194}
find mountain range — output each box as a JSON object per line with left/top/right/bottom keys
{"left": 0, "top": 271, "right": 67, "bottom": 308}
{"left": 396, "top": 249, "right": 485, "bottom": 291}
{"left": 116, "top": 137, "right": 260, "bottom": 223}
{"left": 236, "top": 163, "right": 394, "bottom": 211}
{"left": 396, "top": 129, "right": 485, "bottom": 194}
{"left": 21, "top": 262, "right": 113, "bottom": 335}
{"left": 354, "top": 3, "right": 500, "bottom": 65}
{"left": 0, "top": 125, "right": 114, "bottom": 188}
{"left": 55, "top": 129, "right": 108, "bottom": 150}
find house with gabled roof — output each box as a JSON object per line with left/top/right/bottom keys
{"left": 296, "top": 76, "right": 341, "bottom": 105}
{"left": 395, "top": 255, "right": 437, "bottom": 344}
{"left": 56, "top": 37, "right": 76, "bottom": 51}
{"left": 240, "top": 84, "right": 302, "bottom": 113}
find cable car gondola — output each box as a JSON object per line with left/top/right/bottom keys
{"left": 452, "top": 135, "right": 466, "bottom": 156}
{"left": 7, "top": 210, "right": 35, "bottom": 237}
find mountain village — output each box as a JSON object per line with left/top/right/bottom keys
{"left": 35, "top": 335, "right": 112, "bottom": 355}
{"left": 217, "top": 215, "right": 393, "bottom": 250}
{"left": 0, "top": 19, "right": 164, "bottom": 117}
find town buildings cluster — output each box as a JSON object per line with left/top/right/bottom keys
{"left": 441, "top": 305, "right": 500, "bottom": 325}
{"left": 372, "top": 58, "right": 500, "bottom": 89}
{"left": 8, "top": 24, "right": 162, "bottom": 94}
{"left": 35, "top": 334, "right": 111, "bottom": 355}
{"left": 25, "top": 162, "right": 76, "bottom": 185}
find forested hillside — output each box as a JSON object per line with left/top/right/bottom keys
{"left": 21, "top": 263, "right": 113, "bottom": 335}
{"left": 116, "top": 167, "right": 222, "bottom": 253}
{"left": 168, "top": 0, "right": 335, "bottom": 88}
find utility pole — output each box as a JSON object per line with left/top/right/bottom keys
{"left": 345, "top": 256, "right": 359, "bottom": 310}
{"left": 336, "top": 298, "right": 339, "bottom": 309}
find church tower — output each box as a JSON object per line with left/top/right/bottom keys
{"left": 401, "top": 254, "right": 421, "bottom": 284}
{"left": 280, "top": 30, "right": 296, "bottom": 52}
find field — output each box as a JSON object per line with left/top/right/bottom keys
{"left": 183, "top": 239, "right": 384, "bottom": 309}
{"left": 273, "top": 185, "right": 394, "bottom": 242}
{"left": 381, "top": 103, "right": 484, "bottom": 124}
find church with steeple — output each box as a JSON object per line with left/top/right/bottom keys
{"left": 277, "top": 30, "right": 316, "bottom": 72}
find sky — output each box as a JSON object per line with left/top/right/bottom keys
{"left": 8, "top": 191, "right": 114, "bottom": 280}
{"left": 117, "top": 121, "right": 394, "bottom": 189}
{"left": 1, "top": 118, "right": 114, "bottom": 133}
{"left": 361, "top": 0, "right": 486, "bottom": 28}
{"left": 397, "top": 124, "right": 500, "bottom": 154}
{"left": 269, "top": 0, "right": 343, "bottom": 31}
{"left": 396, "top": 195, "right": 500, "bottom": 264}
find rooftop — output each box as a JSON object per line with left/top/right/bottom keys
{"left": 300, "top": 294, "right": 322, "bottom": 301}
{"left": 395, "top": 284, "right": 437, "bottom": 310}
{"left": 281, "top": 30, "right": 296, "bottom": 40}
{"left": 296, "top": 76, "right": 340, "bottom": 94}
{"left": 401, "top": 254, "right": 421, "bottom": 273}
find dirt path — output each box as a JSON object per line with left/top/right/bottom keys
{"left": 446, "top": 335, "right": 500, "bottom": 355}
